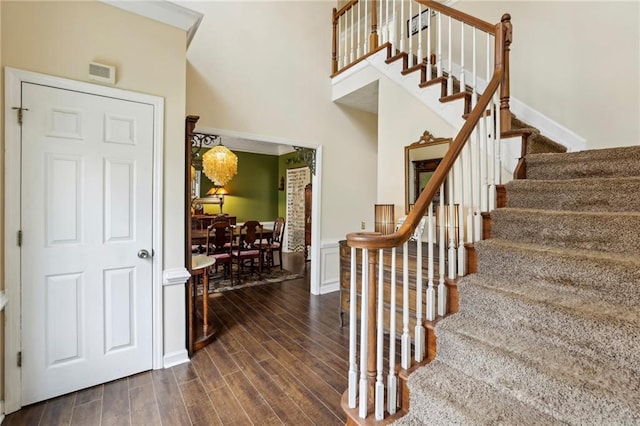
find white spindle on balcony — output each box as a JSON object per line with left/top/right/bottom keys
{"left": 447, "top": 16, "right": 453, "bottom": 95}
{"left": 426, "top": 8, "right": 433, "bottom": 80}
{"left": 399, "top": 0, "right": 405, "bottom": 52}
{"left": 350, "top": 8, "right": 355, "bottom": 62}
{"left": 460, "top": 22, "right": 466, "bottom": 94}
{"left": 417, "top": 4, "right": 424, "bottom": 65}
{"left": 356, "top": 1, "right": 361, "bottom": 58}
{"left": 437, "top": 12, "right": 443, "bottom": 77}
{"left": 408, "top": 1, "right": 413, "bottom": 66}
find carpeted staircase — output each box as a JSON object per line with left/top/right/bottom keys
{"left": 395, "top": 145, "right": 640, "bottom": 425}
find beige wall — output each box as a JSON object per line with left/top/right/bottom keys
{"left": 456, "top": 1, "right": 639, "bottom": 149}
{"left": 1, "top": 0, "right": 188, "bottom": 381}
{"left": 184, "top": 1, "right": 378, "bottom": 240}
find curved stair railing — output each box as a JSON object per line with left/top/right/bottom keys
{"left": 332, "top": 1, "right": 513, "bottom": 422}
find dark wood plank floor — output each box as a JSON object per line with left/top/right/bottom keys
{"left": 4, "top": 253, "right": 348, "bottom": 426}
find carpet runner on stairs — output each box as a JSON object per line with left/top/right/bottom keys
{"left": 394, "top": 145, "right": 640, "bottom": 425}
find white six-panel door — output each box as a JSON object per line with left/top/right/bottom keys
{"left": 20, "top": 82, "right": 154, "bottom": 404}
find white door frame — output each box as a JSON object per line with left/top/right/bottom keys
{"left": 3, "top": 67, "right": 164, "bottom": 413}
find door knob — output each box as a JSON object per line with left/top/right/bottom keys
{"left": 137, "top": 249, "right": 150, "bottom": 259}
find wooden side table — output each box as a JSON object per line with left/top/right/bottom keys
{"left": 191, "top": 255, "right": 217, "bottom": 352}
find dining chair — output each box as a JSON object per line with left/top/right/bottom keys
{"left": 231, "top": 220, "right": 264, "bottom": 283}
{"left": 205, "top": 221, "right": 233, "bottom": 283}
{"left": 260, "top": 217, "right": 286, "bottom": 270}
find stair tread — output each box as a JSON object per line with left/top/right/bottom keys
{"left": 451, "top": 275, "right": 640, "bottom": 372}
{"left": 397, "top": 359, "right": 558, "bottom": 425}
{"left": 476, "top": 237, "right": 640, "bottom": 264}
{"left": 435, "top": 322, "right": 640, "bottom": 424}
{"left": 489, "top": 208, "right": 640, "bottom": 254}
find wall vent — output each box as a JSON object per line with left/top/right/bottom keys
{"left": 89, "top": 62, "right": 116, "bottom": 85}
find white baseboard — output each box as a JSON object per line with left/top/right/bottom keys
{"left": 163, "top": 349, "right": 190, "bottom": 368}
{"left": 320, "top": 281, "right": 340, "bottom": 294}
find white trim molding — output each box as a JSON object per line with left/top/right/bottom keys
{"left": 100, "top": 0, "right": 203, "bottom": 47}
{"left": 3, "top": 67, "right": 165, "bottom": 414}
{"left": 163, "top": 267, "right": 191, "bottom": 287}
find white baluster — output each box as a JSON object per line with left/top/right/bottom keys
{"left": 357, "top": 1, "right": 361, "bottom": 58}
{"left": 461, "top": 141, "right": 472, "bottom": 277}
{"left": 426, "top": 7, "right": 432, "bottom": 80}
{"left": 408, "top": 0, "right": 413, "bottom": 66}
{"left": 447, "top": 16, "right": 453, "bottom": 95}
{"left": 401, "top": 241, "right": 411, "bottom": 370}
{"left": 414, "top": 220, "right": 425, "bottom": 363}
{"left": 364, "top": 0, "right": 369, "bottom": 53}
{"left": 437, "top": 12, "right": 443, "bottom": 77}
{"left": 487, "top": 98, "right": 496, "bottom": 212}
{"left": 350, "top": 8, "right": 355, "bottom": 62}
{"left": 437, "top": 186, "right": 447, "bottom": 316}
{"left": 480, "top": 105, "right": 489, "bottom": 214}
{"left": 459, "top": 22, "right": 466, "bottom": 94}
{"left": 359, "top": 248, "right": 369, "bottom": 419}
{"left": 391, "top": 0, "right": 397, "bottom": 48}
{"left": 348, "top": 247, "right": 358, "bottom": 408}
{"left": 385, "top": 0, "right": 390, "bottom": 45}
{"left": 494, "top": 91, "right": 502, "bottom": 187}
{"left": 455, "top": 148, "right": 465, "bottom": 277}
{"left": 399, "top": 0, "right": 405, "bottom": 52}
{"left": 387, "top": 247, "right": 398, "bottom": 414}
{"left": 417, "top": 5, "right": 423, "bottom": 66}
{"left": 375, "top": 249, "right": 385, "bottom": 420}
{"left": 426, "top": 204, "right": 436, "bottom": 321}
{"left": 343, "top": 13, "right": 348, "bottom": 67}
{"left": 447, "top": 170, "right": 456, "bottom": 279}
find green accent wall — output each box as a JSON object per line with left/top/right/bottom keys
{"left": 200, "top": 151, "right": 278, "bottom": 222}
{"left": 198, "top": 149, "right": 311, "bottom": 223}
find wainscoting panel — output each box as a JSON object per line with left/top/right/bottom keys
{"left": 320, "top": 240, "right": 340, "bottom": 294}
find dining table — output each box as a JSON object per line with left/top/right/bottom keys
{"left": 191, "top": 226, "right": 273, "bottom": 247}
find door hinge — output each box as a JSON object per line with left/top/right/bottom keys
{"left": 17, "top": 351, "right": 22, "bottom": 367}
{"left": 12, "top": 106, "right": 29, "bottom": 125}
{"left": 18, "top": 230, "right": 22, "bottom": 247}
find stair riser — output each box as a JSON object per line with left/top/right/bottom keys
{"left": 490, "top": 209, "right": 640, "bottom": 254}
{"left": 437, "top": 330, "right": 640, "bottom": 425}
{"left": 505, "top": 178, "right": 640, "bottom": 212}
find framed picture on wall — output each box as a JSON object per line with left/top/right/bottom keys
{"left": 407, "top": 9, "right": 430, "bottom": 37}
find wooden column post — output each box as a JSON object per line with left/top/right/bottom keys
{"left": 370, "top": 0, "right": 379, "bottom": 50}
{"left": 185, "top": 115, "right": 199, "bottom": 357}
{"left": 496, "top": 13, "right": 512, "bottom": 133}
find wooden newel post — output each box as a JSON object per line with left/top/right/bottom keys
{"left": 370, "top": 0, "right": 379, "bottom": 51}
{"left": 496, "top": 13, "right": 512, "bottom": 133}
{"left": 367, "top": 249, "right": 378, "bottom": 390}
{"left": 332, "top": 8, "right": 338, "bottom": 74}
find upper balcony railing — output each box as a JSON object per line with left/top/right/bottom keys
{"left": 332, "top": 1, "right": 513, "bottom": 422}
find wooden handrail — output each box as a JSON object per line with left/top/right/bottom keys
{"left": 347, "top": 68, "right": 503, "bottom": 249}
{"left": 334, "top": 0, "right": 359, "bottom": 20}
{"left": 416, "top": 0, "right": 496, "bottom": 34}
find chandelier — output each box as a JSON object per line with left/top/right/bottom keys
{"left": 192, "top": 133, "right": 238, "bottom": 187}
